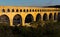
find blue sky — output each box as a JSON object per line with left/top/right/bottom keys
{"left": 0, "top": 0, "right": 60, "bottom": 6}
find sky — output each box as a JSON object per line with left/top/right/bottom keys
{"left": 0, "top": 0, "right": 60, "bottom": 6}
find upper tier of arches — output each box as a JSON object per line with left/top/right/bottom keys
{"left": 0, "top": 6, "right": 59, "bottom": 12}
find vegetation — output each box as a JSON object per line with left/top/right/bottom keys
{"left": 0, "top": 20, "right": 60, "bottom": 37}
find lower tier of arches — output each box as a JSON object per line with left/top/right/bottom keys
{"left": 0, "top": 12, "right": 60, "bottom": 26}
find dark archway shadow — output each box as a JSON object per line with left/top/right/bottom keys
{"left": 13, "top": 14, "right": 22, "bottom": 26}
{"left": 54, "top": 13, "right": 56, "bottom": 20}
{"left": 49, "top": 13, "right": 52, "bottom": 20}
{"left": 25, "top": 14, "right": 34, "bottom": 23}
{"left": 43, "top": 13, "right": 47, "bottom": 21}
{"left": 58, "top": 13, "right": 60, "bottom": 21}
{"left": 0, "top": 15, "right": 10, "bottom": 26}
{"left": 36, "top": 14, "right": 41, "bottom": 22}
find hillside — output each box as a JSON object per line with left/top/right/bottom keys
{"left": 44, "top": 5, "right": 60, "bottom": 8}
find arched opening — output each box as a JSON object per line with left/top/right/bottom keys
{"left": 2, "top": 9, "right": 5, "bottom": 12}
{"left": 26, "top": 9, "right": 28, "bottom": 12}
{"left": 13, "top": 14, "right": 22, "bottom": 26}
{"left": 25, "top": 14, "right": 34, "bottom": 23}
{"left": 36, "top": 14, "right": 41, "bottom": 22}
{"left": 0, "top": 15, "right": 10, "bottom": 26}
{"left": 30, "top": 9, "right": 31, "bottom": 12}
{"left": 20, "top": 9, "right": 22, "bottom": 12}
{"left": 32, "top": 9, "right": 34, "bottom": 12}
{"left": 16, "top": 9, "right": 19, "bottom": 12}
{"left": 43, "top": 13, "right": 47, "bottom": 21}
{"left": 38, "top": 9, "right": 39, "bottom": 12}
{"left": 12, "top": 9, "right": 14, "bottom": 12}
{"left": 58, "top": 13, "right": 60, "bottom": 21}
{"left": 35, "top": 9, "right": 37, "bottom": 12}
{"left": 23, "top": 9, "right": 25, "bottom": 12}
{"left": 54, "top": 13, "right": 56, "bottom": 20}
{"left": 49, "top": 13, "right": 53, "bottom": 20}
{"left": 7, "top": 9, "right": 10, "bottom": 12}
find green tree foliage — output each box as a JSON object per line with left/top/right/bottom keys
{"left": 0, "top": 19, "right": 60, "bottom": 37}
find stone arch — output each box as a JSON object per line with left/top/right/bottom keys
{"left": 43, "top": 13, "right": 47, "bottom": 21}
{"left": 2, "top": 9, "right": 5, "bottom": 12}
{"left": 58, "top": 13, "right": 60, "bottom": 21}
{"left": 36, "top": 13, "right": 41, "bottom": 22}
{"left": 25, "top": 14, "right": 34, "bottom": 23}
{"left": 13, "top": 14, "right": 22, "bottom": 26}
{"left": 7, "top": 9, "right": 10, "bottom": 12}
{"left": 16, "top": 9, "right": 19, "bottom": 12}
{"left": 20, "top": 9, "right": 22, "bottom": 12}
{"left": 23, "top": 9, "right": 26, "bottom": 12}
{"left": 49, "top": 13, "right": 53, "bottom": 20}
{"left": 26, "top": 9, "right": 28, "bottom": 12}
{"left": 0, "top": 15, "right": 10, "bottom": 26}
{"left": 12, "top": 9, "right": 14, "bottom": 12}
{"left": 54, "top": 13, "right": 56, "bottom": 20}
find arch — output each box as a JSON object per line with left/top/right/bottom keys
{"left": 25, "top": 14, "right": 34, "bottom": 23}
{"left": 37, "top": 9, "right": 39, "bottom": 12}
{"left": 16, "top": 9, "right": 19, "bottom": 12}
{"left": 2, "top": 9, "right": 5, "bottom": 12}
{"left": 40, "top": 9, "right": 41, "bottom": 12}
{"left": 12, "top": 9, "right": 14, "bottom": 12}
{"left": 26, "top": 9, "right": 28, "bottom": 12}
{"left": 32, "top": 9, "right": 34, "bottom": 12}
{"left": 54, "top": 13, "right": 56, "bottom": 20}
{"left": 20, "top": 9, "right": 22, "bottom": 12}
{"left": 30, "top": 9, "right": 31, "bottom": 12}
{"left": 7, "top": 9, "right": 10, "bottom": 12}
{"left": 13, "top": 14, "right": 22, "bottom": 26}
{"left": 36, "top": 14, "right": 41, "bottom": 22}
{"left": 49, "top": 13, "right": 53, "bottom": 20}
{"left": 35, "top": 9, "right": 37, "bottom": 12}
{"left": 58, "top": 13, "right": 60, "bottom": 21}
{"left": 23, "top": 9, "right": 25, "bottom": 12}
{"left": 43, "top": 13, "right": 47, "bottom": 21}
{"left": 0, "top": 15, "right": 10, "bottom": 26}
{"left": 35, "top": 9, "right": 38, "bottom": 12}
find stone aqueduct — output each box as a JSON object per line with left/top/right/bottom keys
{"left": 0, "top": 6, "right": 60, "bottom": 26}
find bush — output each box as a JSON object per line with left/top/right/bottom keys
{"left": 0, "top": 20, "right": 60, "bottom": 37}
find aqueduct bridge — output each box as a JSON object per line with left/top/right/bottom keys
{"left": 0, "top": 6, "right": 60, "bottom": 26}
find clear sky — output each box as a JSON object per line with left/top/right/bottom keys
{"left": 0, "top": 0, "right": 60, "bottom": 6}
